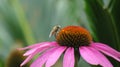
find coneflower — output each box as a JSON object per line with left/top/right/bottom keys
{"left": 19, "top": 25, "right": 120, "bottom": 67}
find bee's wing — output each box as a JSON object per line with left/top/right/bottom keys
{"left": 49, "top": 30, "right": 55, "bottom": 38}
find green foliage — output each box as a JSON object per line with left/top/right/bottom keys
{"left": 83, "top": 0, "right": 120, "bottom": 67}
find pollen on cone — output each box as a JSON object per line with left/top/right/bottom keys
{"left": 56, "top": 26, "right": 92, "bottom": 47}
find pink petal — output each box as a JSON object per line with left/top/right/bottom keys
{"left": 80, "top": 47, "right": 99, "bottom": 64}
{"left": 80, "top": 46, "right": 113, "bottom": 67}
{"left": 23, "top": 48, "right": 38, "bottom": 56}
{"left": 63, "top": 47, "right": 75, "bottom": 67}
{"left": 30, "top": 47, "right": 59, "bottom": 67}
{"left": 18, "top": 41, "right": 57, "bottom": 50}
{"left": 23, "top": 44, "right": 53, "bottom": 56}
{"left": 91, "top": 43, "right": 120, "bottom": 62}
{"left": 21, "top": 44, "right": 54, "bottom": 66}
{"left": 21, "top": 44, "right": 58, "bottom": 66}
{"left": 45, "top": 46, "right": 67, "bottom": 67}
{"left": 20, "top": 51, "right": 38, "bottom": 66}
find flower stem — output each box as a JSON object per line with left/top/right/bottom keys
{"left": 74, "top": 48, "right": 80, "bottom": 67}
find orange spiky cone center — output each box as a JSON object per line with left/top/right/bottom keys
{"left": 56, "top": 26, "right": 92, "bottom": 48}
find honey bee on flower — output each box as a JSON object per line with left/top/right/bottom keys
{"left": 49, "top": 25, "right": 61, "bottom": 38}
{"left": 19, "top": 25, "right": 120, "bottom": 67}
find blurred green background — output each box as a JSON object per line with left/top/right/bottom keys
{"left": 0, "top": 0, "right": 120, "bottom": 67}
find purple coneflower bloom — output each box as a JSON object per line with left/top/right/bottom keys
{"left": 19, "top": 26, "right": 120, "bottom": 67}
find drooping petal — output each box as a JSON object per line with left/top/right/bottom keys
{"left": 45, "top": 46, "right": 67, "bottom": 67}
{"left": 23, "top": 48, "right": 38, "bottom": 56}
{"left": 18, "top": 41, "right": 57, "bottom": 50}
{"left": 20, "top": 42, "right": 59, "bottom": 66}
{"left": 20, "top": 44, "right": 53, "bottom": 66}
{"left": 91, "top": 43, "right": 120, "bottom": 62}
{"left": 18, "top": 42, "right": 49, "bottom": 50}
{"left": 30, "top": 47, "right": 59, "bottom": 67}
{"left": 20, "top": 51, "right": 38, "bottom": 66}
{"left": 79, "top": 46, "right": 113, "bottom": 67}
{"left": 79, "top": 47, "right": 99, "bottom": 65}
{"left": 63, "top": 47, "right": 75, "bottom": 67}
{"left": 23, "top": 44, "right": 52, "bottom": 56}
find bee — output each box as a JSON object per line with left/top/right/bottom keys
{"left": 49, "top": 25, "right": 61, "bottom": 38}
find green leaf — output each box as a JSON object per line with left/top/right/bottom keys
{"left": 111, "top": 0, "right": 120, "bottom": 43}
{"left": 84, "top": 0, "right": 120, "bottom": 49}
{"left": 84, "top": 0, "right": 120, "bottom": 67}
